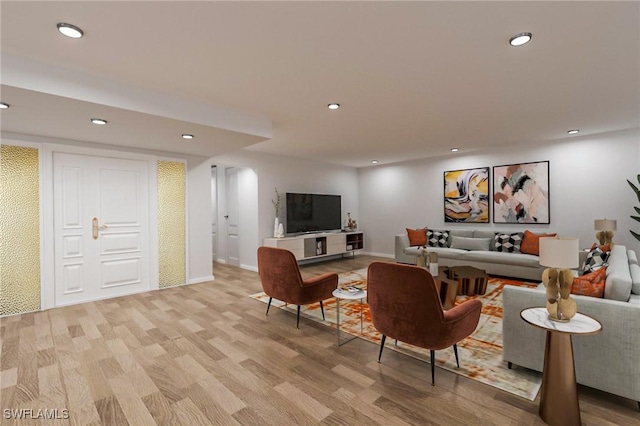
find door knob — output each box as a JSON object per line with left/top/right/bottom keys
{"left": 224, "top": 215, "right": 229, "bottom": 219}
{"left": 92, "top": 217, "right": 108, "bottom": 239}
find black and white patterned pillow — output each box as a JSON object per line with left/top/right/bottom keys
{"left": 582, "top": 246, "right": 609, "bottom": 274}
{"left": 427, "top": 229, "right": 449, "bottom": 247}
{"left": 495, "top": 232, "right": 523, "bottom": 253}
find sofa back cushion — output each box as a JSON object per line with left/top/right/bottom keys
{"left": 630, "top": 262, "right": 640, "bottom": 295}
{"left": 604, "top": 245, "right": 632, "bottom": 301}
{"left": 520, "top": 230, "right": 557, "bottom": 256}
{"left": 450, "top": 236, "right": 492, "bottom": 251}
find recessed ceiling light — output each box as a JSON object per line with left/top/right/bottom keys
{"left": 509, "top": 32, "right": 532, "bottom": 47}
{"left": 450, "top": 148, "right": 459, "bottom": 152}
{"left": 57, "top": 22, "right": 84, "bottom": 39}
{"left": 0, "top": 102, "right": 9, "bottom": 109}
{"left": 371, "top": 160, "right": 378, "bottom": 164}
{"left": 90, "top": 118, "right": 107, "bottom": 125}
{"left": 328, "top": 103, "right": 340, "bottom": 110}
{"left": 567, "top": 129, "right": 579, "bottom": 134}
{"left": 182, "top": 134, "right": 194, "bottom": 140}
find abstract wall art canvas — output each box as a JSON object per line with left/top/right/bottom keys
{"left": 493, "top": 161, "right": 550, "bottom": 224}
{"left": 444, "top": 167, "right": 490, "bottom": 223}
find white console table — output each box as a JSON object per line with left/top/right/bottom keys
{"left": 263, "top": 231, "right": 363, "bottom": 261}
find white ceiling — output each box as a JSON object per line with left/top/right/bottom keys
{"left": 1, "top": 1, "right": 639, "bottom": 167}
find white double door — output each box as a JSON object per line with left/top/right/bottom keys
{"left": 53, "top": 152, "right": 150, "bottom": 307}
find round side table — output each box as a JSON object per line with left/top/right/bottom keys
{"left": 520, "top": 307, "right": 602, "bottom": 426}
{"left": 332, "top": 288, "right": 367, "bottom": 346}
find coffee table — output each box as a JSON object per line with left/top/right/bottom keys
{"left": 445, "top": 266, "right": 489, "bottom": 296}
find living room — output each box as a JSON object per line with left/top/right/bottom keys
{"left": 1, "top": 2, "right": 639, "bottom": 424}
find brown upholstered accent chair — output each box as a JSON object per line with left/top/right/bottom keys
{"left": 367, "top": 261, "right": 482, "bottom": 385}
{"left": 257, "top": 246, "right": 338, "bottom": 328}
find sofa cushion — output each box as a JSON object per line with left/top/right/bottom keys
{"left": 604, "top": 245, "right": 632, "bottom": 301}
{"left": 464, "top": 250, "right": 540, "bottom": 267}
{"left": 520, "top": 230, "right": 557, "bottom": 256}
{"left": 450, "top": 236, "right": 491, "bottom": 251}
{"left": 403, "top": 246, "right": 469, "bottom": 259}
{"left": 582, "top": 246, "right": 609, "bottom": 274}
{"left": 406, "top": 228, "right": 427, "bottom": 246}
{"left": 571, "top": 268, "right": 606, "bottom": 298}
{"left": 427, "top": 229, "right": 449, "bottom": 247}
{"left": 629, "top": 250, "right": 638, "bottom": 265}
{"left": 631, "top": 263, "right": 640, "bottom": 295}
{"left": 495, "top": 232, "right": 523, "bottom": 253}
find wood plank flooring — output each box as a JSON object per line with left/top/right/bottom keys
{"left": 1, "top": 255, "right": 638, "bottom": 425}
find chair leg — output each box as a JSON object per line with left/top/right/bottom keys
{"left": 430, "top": 350, "right": 436, "bottom": 386}
{"left": 507, "top": 362, "right": 512, "bottom": 370}
{"left": 320, "top": 300, "right": 325, "bottom": 320}
{"left": 453, "top": 344, "right": 459, "bottom": 368}
{"left": 637, "top": 401, "right": 639, "bottom": 412}
{"left": 394, "top": 339, "right": 398, "bottom": 346}
{"left": 266, "top": 297, "right": 272, "bottom": 316}
{"left": 296, "top": 305, "right": 301, "bottom": 329}
{"left": 378, "top": 335, "right": 386, "bottom": 362}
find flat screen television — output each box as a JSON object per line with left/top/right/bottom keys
{"left": 286, "top": 193, "right": 341, "bottom": 234}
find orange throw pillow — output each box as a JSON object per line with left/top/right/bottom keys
{"left": 520, "top": 230, "right": 557, "bottom": 255}
{"left": 406, "top": 228, "right": 427, "bottom": 247}
{"left": 571, "top": 268, "right": 606, "bottom": 298}
{"left": 590, "top": 242, "right": 612, "bottom": 253}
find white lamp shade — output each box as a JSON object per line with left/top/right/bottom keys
{"left": 594, "top": 219, "right": 617, "bottom": 231}
{"left": 539, "top": 237, "right": 579, "bottom": 269}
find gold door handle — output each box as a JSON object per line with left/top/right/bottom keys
{"left": 92, "top": 218, "right": 108, "bottom": 239}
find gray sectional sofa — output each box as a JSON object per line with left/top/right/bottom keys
{"left": 395, "top": 228, "right": 547, "bottom": 281}
{"left": 503, "top": 245, "right": 640, "bottom": 405}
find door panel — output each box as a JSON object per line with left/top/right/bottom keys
{"left": 54, "top": 152, "right": 149, "bottom": 306}
{"left": 225, "top": 167, "right": 240, "bottom": 266}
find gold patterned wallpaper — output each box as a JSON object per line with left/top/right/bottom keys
{"left": 158, "top": 161, "right": 186, "bottom": 288}
{"left": 1, "top": 145, "right": 41, "bottom": 315}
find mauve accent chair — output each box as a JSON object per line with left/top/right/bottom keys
{"left": 257, "top": 246, "right": 338, "bottom": 328}
{"left": 367, "top": 261, "right": 482, "bottom": 385}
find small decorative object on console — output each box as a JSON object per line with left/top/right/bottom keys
{"left": 539, "top": 237, "right": 579, "bottom": 322}
{"left": 346, "top": 212, "right": 357, "bottom": 231}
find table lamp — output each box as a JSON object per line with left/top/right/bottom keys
{"left": 594, "top": 219, "right": 616, "bottom": 246}
{"left": 539, "top": 237, "right": 579, "bottom": 322}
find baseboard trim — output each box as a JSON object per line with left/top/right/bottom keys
{"left": 188, "top": 275, "right": 215, "bottom": 285}
{"left": 361, "top": 251, "right": 394, "bottom": 259}
{"left": 239, "top": 264, "right": 258, "bottom": 272}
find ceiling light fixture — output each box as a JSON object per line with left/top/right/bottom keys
{"left": 182, "top": 134, "right": 194, "bottom": 140}
{"left": 567, "top": 129, "right": 579, "bottom": 135}
{"left": 371, "top": 160, "right": 378, "bottom": 164}
{"left": 57, "top": 22, "right": 84, "bottom": 39}
{"left": 0, "top": 102, "right": 9, "bottom": 109}
{"left": 509, "top": 32, "right": 532, "bottom": 47}
{"left": 328, "top": 103, "right": 340, "bottom": 110}
{"left": 450, "top": 148, "right": 459, "bottom": 152}
{"left": 90, "top": 118, "right": 107, "bottom": 125}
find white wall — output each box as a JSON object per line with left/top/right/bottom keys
{"left": 210, "top": 150, "right": 359, "bottom": 270}
{"left": 358, "top": 129, "right": 640, "bottom": 256}
{"left": 186, "top": 156, "right": 214, "bottom": 283}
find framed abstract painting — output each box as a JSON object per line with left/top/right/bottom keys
{"left": 444, "top": 167, "right": 490, "bottom": 223}
{"left": 493, "top": 160, "right": 550, "bottom": 224}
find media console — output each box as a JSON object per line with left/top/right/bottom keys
{"left": 263, "top": 231, "right": 364, "bottom": 261}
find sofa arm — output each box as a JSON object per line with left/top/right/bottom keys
{"left": 394, "top": 234, "right": 415, "bottom": 264}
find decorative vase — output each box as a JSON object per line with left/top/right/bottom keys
{"left": 274, "top": 217, "right": 279, "bottom": 238}
{"left": 277, "top": 223, "right": 284, "bottom": 238}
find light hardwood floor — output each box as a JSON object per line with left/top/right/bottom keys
{"left": 1, "top": 255, "right": 638, "bottom": 425}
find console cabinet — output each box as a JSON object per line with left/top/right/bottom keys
{"left": 263, "top": 232, "right": 364, "bottom": 261}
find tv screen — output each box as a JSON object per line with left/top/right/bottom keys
{"left": 286, "top": 193, "right": 341, "bottom": 234}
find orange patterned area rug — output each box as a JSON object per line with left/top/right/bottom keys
{"left": 250, "top": 268, "right": 542, "bottom": 400}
